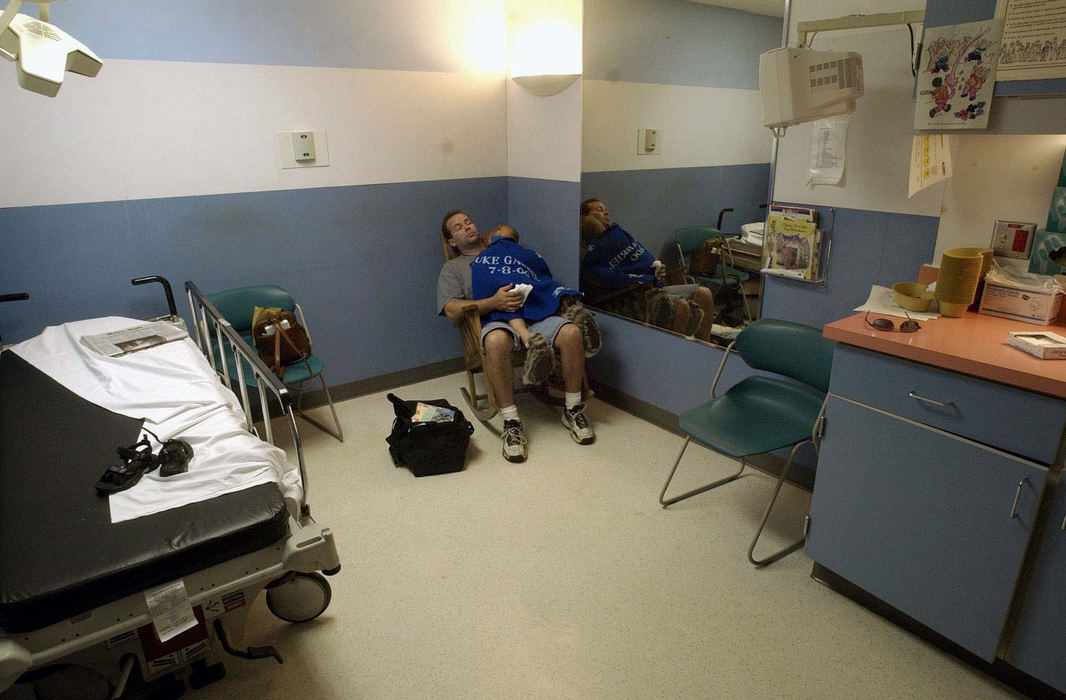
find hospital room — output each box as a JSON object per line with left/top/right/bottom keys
{"left": 3, "top": 0, "right": 1066, "bottom": 697}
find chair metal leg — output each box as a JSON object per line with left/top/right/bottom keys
{"left": 747, "top": 440, "right": 810, "bottom": 567}
{"left": 293, "top": 371, "right": 344, "bottom": 442}
{"left": 659, "top": 437, "right": 748, "bottom": 507}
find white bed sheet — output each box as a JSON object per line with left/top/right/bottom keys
{"left": 11, "top": 316, "right": 302, "bottom": 524}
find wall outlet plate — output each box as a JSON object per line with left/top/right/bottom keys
{"left": 637, "top": 128, "right": 659, "bottom": 155}
{"left": 278, "top": 130, "right": 329, "bottom": 169}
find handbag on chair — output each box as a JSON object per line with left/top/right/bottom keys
{"left": 251, "top": 306, "right": 312, "bottom": 380}
{"left": 688, "top": 240, "right": 721, "bottom": 278}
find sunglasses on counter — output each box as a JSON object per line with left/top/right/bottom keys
{"left": 865, "top": 310, "right": 921, "bottom": 333}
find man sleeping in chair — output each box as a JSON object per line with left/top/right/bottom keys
{"left": 437, "top": 210, "right": 600, "bottom": 463}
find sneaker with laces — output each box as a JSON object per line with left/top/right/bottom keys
{"left": 564, "top": 304, "right": 602, "bottom": 358}
{"left": 501, "top": 419, "right": 528, "bottom": 462}
{"left": 562, "top": 404, "right": 595, "bottom": 445}
{"left": 521, "top": 332, "right": 555, "bottom": 386}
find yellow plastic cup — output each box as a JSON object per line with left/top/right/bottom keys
{"left": 935, "top": 247, "right": 988, "bottom": 317}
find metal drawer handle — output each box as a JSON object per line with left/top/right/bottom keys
{"left": 1011, "top": 478, "right": 1029, "bottom": 520}
{"left": 907, "top": 391, "right": 955, "bottom": 408}
{"left": 1061, "top": 511, "right": 1065, "bottom": 531}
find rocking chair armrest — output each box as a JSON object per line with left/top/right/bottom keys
{"left": 451, "top": 302, "right": 485, "bottom": 368}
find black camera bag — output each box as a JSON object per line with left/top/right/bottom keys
{"left": 386, "top": 393, "right": 474, "bottom": 477}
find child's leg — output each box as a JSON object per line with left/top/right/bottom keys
{"left": 509, "top": 319, "right": 532, "bottom": 347}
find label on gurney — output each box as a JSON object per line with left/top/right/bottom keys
{"left": 145, "top": 579, "right": 197, "bottom": 642}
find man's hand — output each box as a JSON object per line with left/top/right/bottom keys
{"left": 652, "top": 260, "right": 666, "bottom": 280}
{"left": 492, "top": 284, "right": 525, "bottom": 313}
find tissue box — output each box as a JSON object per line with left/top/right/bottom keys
{"left": 978, "top": 273, "right": 1062, "bottom": 325}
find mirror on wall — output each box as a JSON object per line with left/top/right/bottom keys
{"left": 580, "top": 0, "right": 784, "bottom": 346}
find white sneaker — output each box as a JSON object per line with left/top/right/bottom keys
{"left": 502, "top": 419, "right": 528, "bottom": 462}
{"left": 562, "top": 404, "right": 595, "bottom": 445}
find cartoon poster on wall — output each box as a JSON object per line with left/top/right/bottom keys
{"left": 914, "top": 20, "right": 1004, "bottom": 130}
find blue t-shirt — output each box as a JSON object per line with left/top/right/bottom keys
{"left": 582, "top": 223, "right": 659, "bottom": 288}
{"left": 471, "top": 237, "right": 581, "bottom": 324}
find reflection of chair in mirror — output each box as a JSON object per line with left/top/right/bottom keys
{"left": 440, "top": 238, "right": 592, "bottom": 423}
{"left": 658, "top": 319, "right": 834, "bottom": 567}
{"left": 206, "top": 284, "right": 344, "bottom": 441}
{"left": 675, "top": 226, "right": 752, "bottom": 326}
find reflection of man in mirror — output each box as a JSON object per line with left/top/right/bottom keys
{"left": 580, "top": 198, "right": 715, "bottom": 341}
{"left": 437, "top": 210, "right": 599, "bottom": 462}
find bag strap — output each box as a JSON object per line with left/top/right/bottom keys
{"left": 386, "top": 393, "right": 414, "bottom": 420}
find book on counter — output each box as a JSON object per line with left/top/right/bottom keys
{"left": 80, "top": 320, "right": 188, "bottom": 357}
{"left": 1007, "top": 331, "right": 1066, "bottom": 360}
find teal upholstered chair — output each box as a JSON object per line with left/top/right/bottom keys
{"left": 674, "top": 225, "right": 752, "bottom": 325}
{"left": 658, "top": 318, "right": 834, "bottom": 566}
{"left": 206, "top": 284, "right": 343, "bottom": 442}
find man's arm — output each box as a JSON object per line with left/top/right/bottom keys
{"left": 442, "top": 286, "right": 521, "bottom": 323}
{"left": 438, "top": 261, "right": 523, "bottom": 323}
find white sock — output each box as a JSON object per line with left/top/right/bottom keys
{"left": 501, "top": 405, "right": 520, "bottom": 423}
{"left": 565, "top": 392, "right": 582, "bottom": 410}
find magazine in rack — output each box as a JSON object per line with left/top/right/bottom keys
{"left": 763, "top": 205, "right": 822, "bottom": 281}
{"left": 80, "top": 320, "right": 188, "bottom": 357}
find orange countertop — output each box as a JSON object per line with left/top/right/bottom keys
{"left": 823, "top": 311, "right": 1066, "bottom": 399}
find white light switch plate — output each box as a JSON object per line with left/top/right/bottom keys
{"left": 278, "top": 130, "right": 329, "bottom": 169}
{"left": 638, "top": 128, "right": 659, "bottom": 155}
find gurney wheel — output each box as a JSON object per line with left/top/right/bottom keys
{"left": 266, "top": 571, "right": 332, "bottom": 622}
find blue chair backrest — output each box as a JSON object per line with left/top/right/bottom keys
{"left": 676, "top": 226, "right": 722, "bottom": 256}
{"left": 734, "top": 318, "right": 835, "bottom": 393}
{"left": 206, "top": 285, "right": 295, "bottom": 334}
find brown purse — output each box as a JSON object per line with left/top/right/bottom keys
{"left": 251, "top": 306, "right": 312, "bottom": 380}
{"left": 688, "top": 239, "right": 721, "bottom": 278}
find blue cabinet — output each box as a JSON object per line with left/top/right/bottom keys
{"left": 806, "top": 345, "right": 1058, "bottom": 662}
{"left": 1008, "top": 481, "right": 1066, "bottom": 690}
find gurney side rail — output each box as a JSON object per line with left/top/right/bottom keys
{"left": 184, "top": 281, "right": 308, "bottom": 514}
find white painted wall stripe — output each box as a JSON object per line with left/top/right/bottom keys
{"left": 581, "top": 79, "right": 772, "bottom": 173}
{"left": 0, "top": 60, "right": 507, "bottom": 208}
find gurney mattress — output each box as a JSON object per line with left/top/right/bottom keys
{"left": 0, "top": 351, "right": 289, "bottom": 634}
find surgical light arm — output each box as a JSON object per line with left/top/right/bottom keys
{"left": 0, "top": 0, "right": 101, "bottom": 97}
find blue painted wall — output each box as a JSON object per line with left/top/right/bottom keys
{"left": 508, "top": 178, "right": 582, "bottom": 289}
{"left": 581, "top": 164, "right": 771, "bottom": 261}
{"left": 583, "top": 0, "right": 780, "bottom": 88}
{"left": 0, "top": 178, "right": 509, "bottom": 384}
{"left": 50, "top": 0, "right": 502, "bottom": 73}
{"left": 762, "top": 207, "right": 940, "bottom": 328}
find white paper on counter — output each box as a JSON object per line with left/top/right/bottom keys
{"left": 854, "top": 285, "right": 941, "bottom": 321}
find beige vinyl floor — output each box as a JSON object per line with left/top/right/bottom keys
{"left": 189, "top": 372, "right": 1020, "bottom": 700}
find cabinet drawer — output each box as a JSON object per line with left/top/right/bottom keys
{"left": 829, "top": 344, "right": 1066, "bottom": 464}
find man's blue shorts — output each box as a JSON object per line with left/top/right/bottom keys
{"left": 481, "top": 315, "right": 570, "bottom": 349}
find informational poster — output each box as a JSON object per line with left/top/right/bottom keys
{"left": 914, "top": 20, "right": 1004, "bottom": 130}
{"left": 995, "top": 0, "right": 1066, "bottom": 80}
{"left": 807, "top": 116, "right": 849, "bottom": 186}
{"left": 908, "top": 134, "right": 953, "bottom": 197}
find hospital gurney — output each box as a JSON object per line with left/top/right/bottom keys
{"left": 0, "top": 280, "right": 341, "bottom": 698}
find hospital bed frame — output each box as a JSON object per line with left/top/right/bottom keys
{"left": 0, "top": 283, "right": 342, "bottom": 698}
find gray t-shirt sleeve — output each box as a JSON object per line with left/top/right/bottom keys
{"left": 436, "top": 255, "right": 474, "bottom": 315}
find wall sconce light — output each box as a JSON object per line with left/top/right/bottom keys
{"left": 509, "top": 16, "right": 580, "bottom": 97}
{"left": 0, "top": 0, "right": 101, "bottom": 97}
{"left": 511, "top": 73, "right": 579, "bottom": 97}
